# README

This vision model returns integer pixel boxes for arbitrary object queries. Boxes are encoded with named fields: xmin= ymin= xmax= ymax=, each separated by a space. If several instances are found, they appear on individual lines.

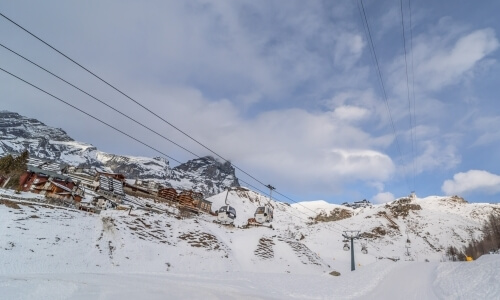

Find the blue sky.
xmin=1 ymin=0 xmax=499 ymax=204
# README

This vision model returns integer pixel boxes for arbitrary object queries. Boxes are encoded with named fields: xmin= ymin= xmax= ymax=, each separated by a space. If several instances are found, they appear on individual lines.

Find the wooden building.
xmin=157 ymin=187 xmax=178 ymax=203
xmin=18 ymin=166 xmax=84 ymax=201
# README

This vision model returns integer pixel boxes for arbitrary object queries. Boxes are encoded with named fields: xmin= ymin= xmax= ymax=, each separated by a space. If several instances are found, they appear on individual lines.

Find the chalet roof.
xmin=28 ymin=157 xmax=67 ymax=173
xmin=27 ymin=165 xmax=72 ymax=182
xmin=50 ymin=181 xmax=73 ymax=193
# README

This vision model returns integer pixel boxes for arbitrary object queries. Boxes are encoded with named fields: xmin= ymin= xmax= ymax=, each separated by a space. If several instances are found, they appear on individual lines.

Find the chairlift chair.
xmin=217 ymin=205 xmax=237 ymax=225
xmin=216 ymin=187 xmax=237 ymax=225
xmin=343 ymin=243 xmax=350 ymax=251
xmin=254 ymin=206 xmax=273 ymax=224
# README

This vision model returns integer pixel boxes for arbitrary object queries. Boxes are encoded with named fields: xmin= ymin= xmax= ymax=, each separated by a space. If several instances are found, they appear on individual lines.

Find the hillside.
xmin=1 ymin=189 xmax=500 ymax=299
xmin=2 ymin=188 xmax=499 ymax=274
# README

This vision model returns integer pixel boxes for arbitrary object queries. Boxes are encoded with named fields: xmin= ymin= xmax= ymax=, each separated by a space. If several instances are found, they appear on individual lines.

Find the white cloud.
xmin=413 ymin=141 xmax=461 ymax=174
xmin=410 ymin=27 xmax=499 ymax=93
xmin=472 ymin=116 xmax=500 ymax=147
xmin=442 ymin=170 xmax=500 ymax=195
xmin=372 ymin=192 xmax=395 ymax=204
xmin=332 ymin=105 xmax=370 ymax=123
xmin=130 ymin=85 xmax=396 ymax=194
xmin=333 ymin=33 xmax=365 ymax=69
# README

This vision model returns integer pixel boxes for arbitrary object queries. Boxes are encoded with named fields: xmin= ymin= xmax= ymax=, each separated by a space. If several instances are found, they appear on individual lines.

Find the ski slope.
xmin=1 ymin=190 xmax=500 ymax=299
xmin=1 ymin=256 xmax=499 ymax=299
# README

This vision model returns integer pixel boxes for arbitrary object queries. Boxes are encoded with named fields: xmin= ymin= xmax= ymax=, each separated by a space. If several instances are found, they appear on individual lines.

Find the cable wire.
xmin=408 ymin=0 xmax=418 ymax=191
xmin=0 ymin=66 xmax=182 ymax=165
xmin=357 ymin=0 xmax=411 ymax=191
xmin=0 ymin=12 xmax=270 ymax=191
xmin=0 ymin=11 xmax=326 ymax=212
xmin=399 ymin=0 xmax=416 ymax=192
xmin=0 ymin=42 xmax=204 ymax=160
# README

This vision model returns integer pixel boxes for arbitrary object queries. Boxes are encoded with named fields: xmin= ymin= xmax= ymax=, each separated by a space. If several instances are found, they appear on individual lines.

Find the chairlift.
xmin=217 ymin=205 xmax=237 ymax=225
xmin=254 ymin=206 xmax=273 ymax=224
xmin=343 ymin=243 xmax=350 ymax=251
xmin=361 ymin=246 xmax=368 ymax=254
xmin=216 ymin=187 xmax=237 ymax=225
xmin=253 ymin=184 xmax=275 ymax=224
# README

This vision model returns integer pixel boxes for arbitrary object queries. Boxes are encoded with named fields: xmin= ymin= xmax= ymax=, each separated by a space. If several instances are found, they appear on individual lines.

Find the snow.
xmin=2 ymin=257 xmax=499 ymax=299
xmin=1 ymin=191 xmax=500 ymax=299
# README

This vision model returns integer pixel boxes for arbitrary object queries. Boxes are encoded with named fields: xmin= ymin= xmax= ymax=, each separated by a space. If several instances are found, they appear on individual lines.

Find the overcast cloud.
xmin=1 ymin=0 xmax=500 ymax=203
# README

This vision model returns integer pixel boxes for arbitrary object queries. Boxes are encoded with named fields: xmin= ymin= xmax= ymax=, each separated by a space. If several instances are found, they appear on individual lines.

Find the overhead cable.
xmin=357 ymin=1 xmax=411 ymax=191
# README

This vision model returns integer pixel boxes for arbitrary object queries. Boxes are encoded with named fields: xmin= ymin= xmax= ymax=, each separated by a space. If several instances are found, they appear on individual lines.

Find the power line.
xmin=408 ymin=0 xmax=418 ymax=191
xmin=0 ymin=12 xmax=322 ymax=212
xmin=0 ymin=64 xmax=334 ymax=227
xmin=399 ymin=0 xmax=416 ymax=192
xmin=357 ymin=0 xmax=411 ymax=191
xmin=0 ymin=62 xmax=320 ymax=225
xmin=0 ymin=66 xmax=182 ymax=165
xmin=0 ymin=42 xmax=203 ymax=160
xmin=0 ymin=12 xmax=269 ymax=191
xmin=0 ymin=11 xmax=383 ymax=229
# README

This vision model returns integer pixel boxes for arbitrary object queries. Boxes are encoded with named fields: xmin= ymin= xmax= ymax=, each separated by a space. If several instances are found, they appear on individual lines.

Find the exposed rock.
xmin=0 ymin=111 xmax=240 ymax=198
xmin=314 ymin=208 xmax=353 ymax=222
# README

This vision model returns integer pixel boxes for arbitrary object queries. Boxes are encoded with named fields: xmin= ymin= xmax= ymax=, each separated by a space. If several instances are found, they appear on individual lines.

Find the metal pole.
xmin=351 ymin=237 xmax=355 ymax=271
xmin=224 ymin=187 xmax=230 ymax=205
xmin=343 ymin=230 xmax=360 ymax=272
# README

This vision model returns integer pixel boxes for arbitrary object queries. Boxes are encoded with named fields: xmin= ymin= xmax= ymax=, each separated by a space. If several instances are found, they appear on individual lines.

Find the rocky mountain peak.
xmin=0 ymin=111 xmax=240 ymax=198
xmin=170 ymin=156 xmax=240 ymax=197
xmin=0 ymin=111 xmax=73 ymax=142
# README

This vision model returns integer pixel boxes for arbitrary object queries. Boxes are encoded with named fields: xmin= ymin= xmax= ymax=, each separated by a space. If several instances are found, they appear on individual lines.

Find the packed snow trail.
xmin=364 ymin=262 xmax=438 ymax=299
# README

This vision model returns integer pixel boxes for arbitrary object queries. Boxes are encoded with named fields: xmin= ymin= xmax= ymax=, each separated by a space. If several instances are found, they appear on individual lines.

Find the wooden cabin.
xmin=197 ymin=199 xmax=212 ymax=214
xmin=45 ymin=180 xmax=83 ymax=202
xmin=157 ymin=187 xmax=178 ymax=203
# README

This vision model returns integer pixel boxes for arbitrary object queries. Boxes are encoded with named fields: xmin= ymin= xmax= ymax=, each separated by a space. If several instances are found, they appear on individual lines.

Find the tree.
xmin=0 ymin=150 xmax=30 ymax=189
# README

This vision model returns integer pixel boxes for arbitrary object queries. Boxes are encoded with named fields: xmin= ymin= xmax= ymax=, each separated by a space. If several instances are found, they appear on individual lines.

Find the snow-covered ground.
xmin=1 ymin=255 xmax=499 ymax=299
xmin=1 ymin=190 xmax=500 ymax=299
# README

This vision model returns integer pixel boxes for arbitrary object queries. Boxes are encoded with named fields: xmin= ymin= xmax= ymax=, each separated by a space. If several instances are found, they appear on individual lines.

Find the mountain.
xmin=0 ymin=111 xmax=239 ymax=196
xmin=1 ymin=187 xmax=499 ymax=276
xmin=2 ymin=110 xmax=500 ymax=262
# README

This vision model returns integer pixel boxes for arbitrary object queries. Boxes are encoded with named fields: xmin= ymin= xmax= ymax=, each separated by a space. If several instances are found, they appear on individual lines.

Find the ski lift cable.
xmin=0 ymin=42 xmax=204 ymax=161
xmin=240 ymin=179 xmax=347 ymax=234
xmin=0 ymin=66 xmax=351 ymax=235
xmin=0 ymin=12 xmax=339 ymax=211
xmin=399 ymin=0 xmax=417 ymax=192
xmin=0 ymin=59 xmax=322 ymax=228
xmin=0 ymin=12 xmax=284 ymax=202
xmin=408 ymin=0 xmax=418 ymax=192
xmin=357 ymin=0 xmax=411 ymax=191
xmin=238 ymin=178 xmax=314 ymax=224
xmin=0 ymin=11 xmax=392 ymax=231
xmin=0 ymin=66 xmax=183 ymax=166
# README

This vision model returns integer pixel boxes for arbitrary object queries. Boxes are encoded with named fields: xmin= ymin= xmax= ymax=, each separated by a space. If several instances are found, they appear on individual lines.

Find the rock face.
xmin=0 ymin=111 xmax=239 ymax=197
xmin=169 ymin=156 xmax=240 ymax=196
xmin=314 ymin=208 xmax=353 ymax=222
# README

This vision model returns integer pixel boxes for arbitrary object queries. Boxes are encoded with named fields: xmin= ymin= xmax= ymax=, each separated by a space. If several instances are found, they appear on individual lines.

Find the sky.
xmin=1 ymin=0 xmax=500 ymax=204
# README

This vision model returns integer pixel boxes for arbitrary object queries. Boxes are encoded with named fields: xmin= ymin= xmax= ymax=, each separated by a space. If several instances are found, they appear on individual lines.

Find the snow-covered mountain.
xmin=1 ymin=185 xmax=500 ymax=298
xmin=0 ymin=111 xmax=239 ymax=197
